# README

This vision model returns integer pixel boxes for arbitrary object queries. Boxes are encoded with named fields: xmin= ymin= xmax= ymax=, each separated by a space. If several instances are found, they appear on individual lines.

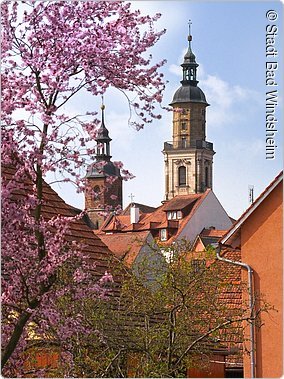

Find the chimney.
xmin=130 ymin=204 xmax=139 ymax=224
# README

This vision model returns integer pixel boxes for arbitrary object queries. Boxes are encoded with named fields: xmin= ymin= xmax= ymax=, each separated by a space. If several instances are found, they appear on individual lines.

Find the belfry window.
xmin=205 ymin=166 xmax=209 ymax=188
xmin=181 ymin=122 xmax=187 ymax=130
xmin=93 ymin=185 xmax=101 ymax=200
xmin=178 ymin=166 xmax=186 ymax=186
xmin=184 ymin=68 xmax=190 ymax=81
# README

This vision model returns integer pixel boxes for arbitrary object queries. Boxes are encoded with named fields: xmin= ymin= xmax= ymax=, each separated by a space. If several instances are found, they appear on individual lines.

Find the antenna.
xmin=248 ymin=185 xmax=254 ymax=204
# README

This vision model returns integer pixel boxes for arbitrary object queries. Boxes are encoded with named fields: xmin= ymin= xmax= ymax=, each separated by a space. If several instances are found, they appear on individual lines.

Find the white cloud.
xmin=201 ymin=75 xmax=261 ymax=128
xmin=167 ymin=47 xmax=261 ymax=129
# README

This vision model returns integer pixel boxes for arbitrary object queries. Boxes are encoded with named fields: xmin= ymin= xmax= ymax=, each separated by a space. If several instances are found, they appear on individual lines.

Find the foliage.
xmin=73 ymin=241 xmax=268 ymax=378
xmin=1 ymin=1 xmax=166 ymax=376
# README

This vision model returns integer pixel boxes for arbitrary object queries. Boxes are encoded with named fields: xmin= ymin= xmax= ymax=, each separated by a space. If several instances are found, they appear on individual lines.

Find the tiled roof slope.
xmin=122 ymin=202 xmax=157 ymax=215
xmin=162 ymin=195 xmax=200 ymax=211
xmin=2 ymin=165 xmax=126 ymax=294
xmin=101 ymin=191 xmax=210 ymax=245
xmin=217 ymin=249 xmax=243 ymax=367
xmin=198 ymin=228 xmax=227 ymax=248
xmin=96 ymin=231 xmax=150 ymax=267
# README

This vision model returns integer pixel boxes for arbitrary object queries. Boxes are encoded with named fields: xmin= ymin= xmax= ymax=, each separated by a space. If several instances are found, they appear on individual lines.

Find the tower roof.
xmin=85 ymin=161 xmax=121 ymax=179
xmin=85 ymin=102 xmax=121 ymax=179
xmin=170 ymin=22 xmax=209 ymax=106
xmin=170 ymin=85 xmax=208 ymax=105
xmin=96 ymin=104 xmax=112 ymax=142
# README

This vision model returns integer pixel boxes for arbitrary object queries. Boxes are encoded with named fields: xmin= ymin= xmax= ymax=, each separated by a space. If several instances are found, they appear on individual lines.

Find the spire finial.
xmin=101 ymin=95 xmax=105 ymax=125
xmin=188 ymin=20 xmax=192 ymax=45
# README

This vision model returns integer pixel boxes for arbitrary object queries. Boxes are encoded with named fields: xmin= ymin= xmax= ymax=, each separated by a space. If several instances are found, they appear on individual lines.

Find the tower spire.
xmin=85 ymin=99 xmax=123 ymax=228
xmin=181 ymin=21 xmax=199 ymax=86
xmin=95 ymin=100 xmax=112 ymax=161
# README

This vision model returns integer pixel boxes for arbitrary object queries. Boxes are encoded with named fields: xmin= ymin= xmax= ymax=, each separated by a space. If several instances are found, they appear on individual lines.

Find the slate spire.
xmin=95 ymin=99 xmax=112 ymax=161
xmin=181 ymin=20 xmax=199 ymax=87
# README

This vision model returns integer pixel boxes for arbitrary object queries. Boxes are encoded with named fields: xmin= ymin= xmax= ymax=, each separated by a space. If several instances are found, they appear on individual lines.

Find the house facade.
xmin=220 ymin=171 xmax=283 ymax=378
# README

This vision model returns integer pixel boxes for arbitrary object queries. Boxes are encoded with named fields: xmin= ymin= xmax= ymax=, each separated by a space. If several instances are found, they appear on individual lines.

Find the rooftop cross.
xmin=129 ymin=193 xmax=135 ymax=203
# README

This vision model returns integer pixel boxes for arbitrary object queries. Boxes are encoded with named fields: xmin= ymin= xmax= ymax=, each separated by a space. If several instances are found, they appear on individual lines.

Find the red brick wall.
xmin=85 ymin=176 xmax=122 ymax=228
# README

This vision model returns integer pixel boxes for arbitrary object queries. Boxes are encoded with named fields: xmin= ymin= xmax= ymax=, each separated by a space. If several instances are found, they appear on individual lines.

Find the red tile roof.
xmin=216 ymin=249 xmax=243 ymax=366
xmin=96 ymin=231 xmax=150 ymax=267
xmin=122 ymin=202 xmax=156 ymax=215
xmin=192 ymin=228 xmax=228 ymax=251
xmin=162 ymin=194 xmax=200 ymax=211
xmin=101 ymin=191 xmax=210 ymax=246
xmin=200 ymin=228 xmax=227 ymax=238
xmin=2 ymin=165 xmax=125 ymax=292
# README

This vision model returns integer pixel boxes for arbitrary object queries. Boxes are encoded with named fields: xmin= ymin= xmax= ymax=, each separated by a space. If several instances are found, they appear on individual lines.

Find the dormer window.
xmin=177 ymin=211 xmax=182 ymax=219
xmin=167 ymin=211 xmax=177 ymax=220
xmin=167 ymin=211 xmax=182 ymax=220
xmin=160 ymin=228 xmax=167 ymax=241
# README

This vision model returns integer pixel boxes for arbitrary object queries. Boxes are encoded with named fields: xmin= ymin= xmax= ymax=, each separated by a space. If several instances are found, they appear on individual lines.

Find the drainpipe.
xmin=215 ymin=244 xmax=256 ymax=378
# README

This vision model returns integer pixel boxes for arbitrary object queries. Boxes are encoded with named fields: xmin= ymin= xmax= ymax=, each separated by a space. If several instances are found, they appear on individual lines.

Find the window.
xmin=205 ymin=166 xmax=209 ymax=188
xmin=160 ymin=228 xmax=167 ymax=241
xmin=178 ymin=166 xmax=186 ymax=186
xmin=181 ymin=122 xmax=187 ymax=130
xmin=181 ymin=137 xmax=187 ymax=148
xmin=93 ymin=185 xmax=101 ymax=200
xmin=167 ymin=211 xmax=178 ymax=220
xmin=177 ymin=211 xmax=182 ymax=219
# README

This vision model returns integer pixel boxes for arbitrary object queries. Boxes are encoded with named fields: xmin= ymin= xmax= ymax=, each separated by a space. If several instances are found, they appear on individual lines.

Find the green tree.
xmin=75 ymin=240 xmax=270 ymax=378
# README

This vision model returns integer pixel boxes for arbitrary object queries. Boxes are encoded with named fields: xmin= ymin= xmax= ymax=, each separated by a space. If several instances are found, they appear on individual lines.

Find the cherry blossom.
xmin=1 ymin=1 xmax=166 ymax=375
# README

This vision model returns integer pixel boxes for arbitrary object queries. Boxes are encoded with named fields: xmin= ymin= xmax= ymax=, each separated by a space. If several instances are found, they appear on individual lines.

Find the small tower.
xmin=85 ymin=103 xmax=122 ymax=229
xmin=163 ymin=22 xmax=215 ymax=200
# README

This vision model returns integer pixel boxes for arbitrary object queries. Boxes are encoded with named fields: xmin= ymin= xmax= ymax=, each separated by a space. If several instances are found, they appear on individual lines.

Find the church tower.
xmin=85 ymin=104 xmax=122 ymax=229
xmin=163 ymin=24 xmax=215 ymax=200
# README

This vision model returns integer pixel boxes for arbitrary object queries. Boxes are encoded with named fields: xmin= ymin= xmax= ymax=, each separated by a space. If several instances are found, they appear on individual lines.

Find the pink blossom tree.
xmin=1 ymin=1 xmax=166 ymax=375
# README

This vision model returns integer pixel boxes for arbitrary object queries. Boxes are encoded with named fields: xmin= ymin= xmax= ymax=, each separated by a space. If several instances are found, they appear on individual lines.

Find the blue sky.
xmin=54 ymin=1 xmax=283 ymax=219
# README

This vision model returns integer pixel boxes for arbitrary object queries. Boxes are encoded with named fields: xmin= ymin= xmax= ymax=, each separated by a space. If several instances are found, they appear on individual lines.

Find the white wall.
xmin=178 ymin=191 xmax=233 ymax=245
